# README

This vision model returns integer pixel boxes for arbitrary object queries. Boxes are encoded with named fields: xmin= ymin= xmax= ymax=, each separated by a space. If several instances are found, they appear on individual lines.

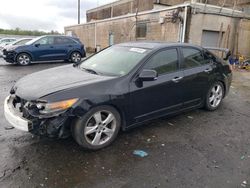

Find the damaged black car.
xmin=4 ymin=42 xmax=232 ymax=150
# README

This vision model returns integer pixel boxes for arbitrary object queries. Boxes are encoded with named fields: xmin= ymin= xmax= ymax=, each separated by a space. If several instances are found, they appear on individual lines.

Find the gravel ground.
xmin=0 ymin=58 xmax=250 ymax=188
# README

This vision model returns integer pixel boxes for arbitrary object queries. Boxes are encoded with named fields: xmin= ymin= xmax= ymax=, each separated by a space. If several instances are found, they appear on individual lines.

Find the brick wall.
xmin=66 ymin=5 xmax=250 ymax=55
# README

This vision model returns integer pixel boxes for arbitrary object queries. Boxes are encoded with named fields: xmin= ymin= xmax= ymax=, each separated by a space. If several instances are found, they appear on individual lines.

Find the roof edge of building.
xmin=87 ymin=0 xmax=133 ymax=14
xmin=65 ymin=2 xmax=249 ymax=29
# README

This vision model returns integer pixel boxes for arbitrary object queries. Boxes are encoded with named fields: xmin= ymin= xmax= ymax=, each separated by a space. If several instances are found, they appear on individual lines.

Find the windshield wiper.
xmin=80 ymin=67 xmax=99 ymax=75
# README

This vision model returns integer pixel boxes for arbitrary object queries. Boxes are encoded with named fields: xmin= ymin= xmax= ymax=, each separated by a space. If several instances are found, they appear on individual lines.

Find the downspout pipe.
xmin=181 ymin=5 xmax=188 ymax=43
xmin=94 ymin=22 xmax=97 ymax=52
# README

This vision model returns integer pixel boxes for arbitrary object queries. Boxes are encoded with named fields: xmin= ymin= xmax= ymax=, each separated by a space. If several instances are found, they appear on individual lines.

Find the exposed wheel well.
xmin=108 ymin=104 xmax=126 ymax=131
xmin=217 ymin=80 xmax=226 ymax=98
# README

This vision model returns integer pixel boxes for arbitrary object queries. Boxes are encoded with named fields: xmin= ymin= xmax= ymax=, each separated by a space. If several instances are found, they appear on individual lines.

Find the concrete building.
xmin=65 ymin=0 xmax=250 ymax=56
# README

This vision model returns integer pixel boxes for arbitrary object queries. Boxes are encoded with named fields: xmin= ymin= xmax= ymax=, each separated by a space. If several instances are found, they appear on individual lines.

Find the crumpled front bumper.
xmin=4 ymin=95 xmax=71 ymax=138
xmin=3 ymin=51 xmax=16 ymax=63
xmin=4 ymin=95 xmax=33 ymax=131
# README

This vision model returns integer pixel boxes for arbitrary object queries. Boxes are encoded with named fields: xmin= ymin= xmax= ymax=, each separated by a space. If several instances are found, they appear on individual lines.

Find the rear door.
xmin=180 ymin=47 xmax=215 ymax=109
xmin=129 ymin=48 xmax=184 ymax=124
xmin=53 ymin=37 xmax=76 ymax=60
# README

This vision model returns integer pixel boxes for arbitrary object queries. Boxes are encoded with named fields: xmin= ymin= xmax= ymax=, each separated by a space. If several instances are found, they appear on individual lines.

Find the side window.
xmin=144 ymin=49 xmax=179 ymax=75
xmin=182 ymin=48 xmax=204 ymax=69
xmin=54 ymin=37 xmax=63 ymax=45
xmin=54 ymin=37 xmax=76 ymax=45
xmin=64 ymin=38 xmax=76 ymax=44
xmin=35 ymin=37 xmax=54 ymax=45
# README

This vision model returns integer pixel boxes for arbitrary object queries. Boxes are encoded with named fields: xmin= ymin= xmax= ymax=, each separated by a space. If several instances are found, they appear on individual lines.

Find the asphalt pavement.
xmin=0 ymin=58 xmax=250 ymax=188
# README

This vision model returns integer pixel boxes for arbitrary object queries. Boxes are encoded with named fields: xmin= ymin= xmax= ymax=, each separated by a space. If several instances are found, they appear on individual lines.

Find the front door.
xmin=129 ymin=48 xmax=184 ymax=124
xmin=32 ymin=36 xmax=57 ymax=61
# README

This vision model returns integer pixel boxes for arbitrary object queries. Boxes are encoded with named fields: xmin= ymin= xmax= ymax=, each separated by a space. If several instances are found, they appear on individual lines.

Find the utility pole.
xmin=78 ymin=0 xmax=80 ymax=24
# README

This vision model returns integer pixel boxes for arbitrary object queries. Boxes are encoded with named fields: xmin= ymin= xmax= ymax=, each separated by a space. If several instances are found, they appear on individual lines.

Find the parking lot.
xmin=0 ymin=58 xmax=250 ymax=188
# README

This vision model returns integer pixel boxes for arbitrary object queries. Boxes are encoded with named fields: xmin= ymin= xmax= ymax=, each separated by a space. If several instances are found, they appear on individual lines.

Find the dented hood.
xmin=13 ymin=65 xmax=114 ymax=100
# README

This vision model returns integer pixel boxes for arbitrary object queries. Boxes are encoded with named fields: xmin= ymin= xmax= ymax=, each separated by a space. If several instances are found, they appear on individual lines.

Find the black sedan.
xmin=4 ymin=42 xmax=232 ymax=150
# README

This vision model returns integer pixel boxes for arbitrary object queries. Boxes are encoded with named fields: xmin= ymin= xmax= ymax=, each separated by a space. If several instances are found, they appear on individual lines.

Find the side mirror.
xmin=34 ymin=43 xmax=40 ymax=47
xmin=139 ymin=69 xmax=158 ymax=81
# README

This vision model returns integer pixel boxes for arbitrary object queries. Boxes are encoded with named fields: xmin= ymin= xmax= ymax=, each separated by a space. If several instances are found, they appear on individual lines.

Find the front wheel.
xmin=17 ymin=53 xmax=31 ymax=66
xmin=70 ymin=51 xmax=82 ymax=63
xmin=72 ymin=106 xmax=121 ymax=150
xmin=205 ymin=82 xmax=224 ymax=111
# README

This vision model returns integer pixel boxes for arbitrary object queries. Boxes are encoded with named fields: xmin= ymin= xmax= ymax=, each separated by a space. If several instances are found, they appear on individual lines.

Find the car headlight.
xmin=37 ymin=98 xmax=79 ymax=114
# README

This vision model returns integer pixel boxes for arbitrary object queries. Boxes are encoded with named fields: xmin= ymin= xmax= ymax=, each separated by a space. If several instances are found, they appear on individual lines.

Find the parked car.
xmin=0 ymin=38 xmax=16 ymax=45
xmin=3 ymin=35 xmax=85 ymax=65
xmin=0 ymin=38 xmax=16 ymax=56
xmin=4 ymin=42 xmax=232 ymax=150
xmin=0 ymin=38 xmax=32 ymax=57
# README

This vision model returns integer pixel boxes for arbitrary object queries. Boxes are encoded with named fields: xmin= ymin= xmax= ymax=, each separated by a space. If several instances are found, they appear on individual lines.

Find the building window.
xmin=136 ymin=22 xmax=147 ymax=38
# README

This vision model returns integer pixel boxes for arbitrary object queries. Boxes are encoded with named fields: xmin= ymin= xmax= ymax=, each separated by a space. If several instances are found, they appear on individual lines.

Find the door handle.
xmin=50 ymin=46 xmax=54 ymax=48
xmin=172 ymin=76 xmax=183 ymax=83
xmin=204 ymin=68 xmax=212 ymax=73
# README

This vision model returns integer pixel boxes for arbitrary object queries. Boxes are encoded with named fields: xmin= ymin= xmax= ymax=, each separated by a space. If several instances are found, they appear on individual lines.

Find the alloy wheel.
xmin=209 ymin=84 xmax=223 ymax=108
xmin=71 ymin=52 xmax=81 ymax=63
xmin=18 ymin=54 xmax=30 ymax=65
xmin=84 ymin=110 xmax=116 ymax=146
xmin=18 ymin=54 xmax=31 ymax=65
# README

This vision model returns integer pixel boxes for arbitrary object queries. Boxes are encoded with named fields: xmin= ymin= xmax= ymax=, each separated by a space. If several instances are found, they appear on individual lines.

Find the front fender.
xmin=15 ymin=50 xmax=34 ymax=61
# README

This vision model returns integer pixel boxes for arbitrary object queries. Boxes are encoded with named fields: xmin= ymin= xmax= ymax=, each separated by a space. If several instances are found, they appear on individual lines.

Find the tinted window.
xmin=35 ymin=37 xmax=54 ymax=45
xmin=182 ymin=48 xmax=204 ymax=69
xmin=54 ymin=37 xmax=76 ymax=45
xmin=144 ymin=49 xmax=178 ymax=75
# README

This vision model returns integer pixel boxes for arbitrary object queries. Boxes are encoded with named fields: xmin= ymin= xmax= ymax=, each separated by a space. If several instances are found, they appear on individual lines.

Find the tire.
xmin=205 ymin=82 xmax=224 ymax=111
xmin=70 ymin=51 xmax=82 ymax=63
xmin=16 ymin=53 xmax=31 ymax=66
xmin=72 ymin=105 xmax=121 ymax=150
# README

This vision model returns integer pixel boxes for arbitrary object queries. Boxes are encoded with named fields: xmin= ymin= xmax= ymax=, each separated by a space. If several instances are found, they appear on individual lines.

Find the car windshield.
xmin=80 ymin=46 xmax=150 ymax=76
xmin=13 ymin=39 xmax=32 ymax=45
xmin=25 ymin=36 xmax=43 ymax=45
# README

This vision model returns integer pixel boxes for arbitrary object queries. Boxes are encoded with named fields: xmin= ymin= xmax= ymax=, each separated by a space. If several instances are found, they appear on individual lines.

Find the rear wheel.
xmin=70 ymin=51 xmax=81 ymax=63
xmin=205 ymin=82 xmax=224 ymax=111
xmin=17 ymin=53 xmax=31 ymax=66
xmin=72 ymin=106 xmax=121 ymax=150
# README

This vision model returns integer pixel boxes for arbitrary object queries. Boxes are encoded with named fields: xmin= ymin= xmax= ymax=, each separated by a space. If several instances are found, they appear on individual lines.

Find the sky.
xmin=0 ymin=0 xmax=117 ymax=33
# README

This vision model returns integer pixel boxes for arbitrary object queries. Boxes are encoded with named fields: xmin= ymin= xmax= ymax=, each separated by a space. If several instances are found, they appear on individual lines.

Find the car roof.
xmin=117 ymin=41 xmax=203 ymax=50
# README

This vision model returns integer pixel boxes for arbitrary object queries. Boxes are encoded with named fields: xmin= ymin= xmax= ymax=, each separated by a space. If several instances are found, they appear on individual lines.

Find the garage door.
xmin=201 ymin=30 xmax=220 ymax=47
